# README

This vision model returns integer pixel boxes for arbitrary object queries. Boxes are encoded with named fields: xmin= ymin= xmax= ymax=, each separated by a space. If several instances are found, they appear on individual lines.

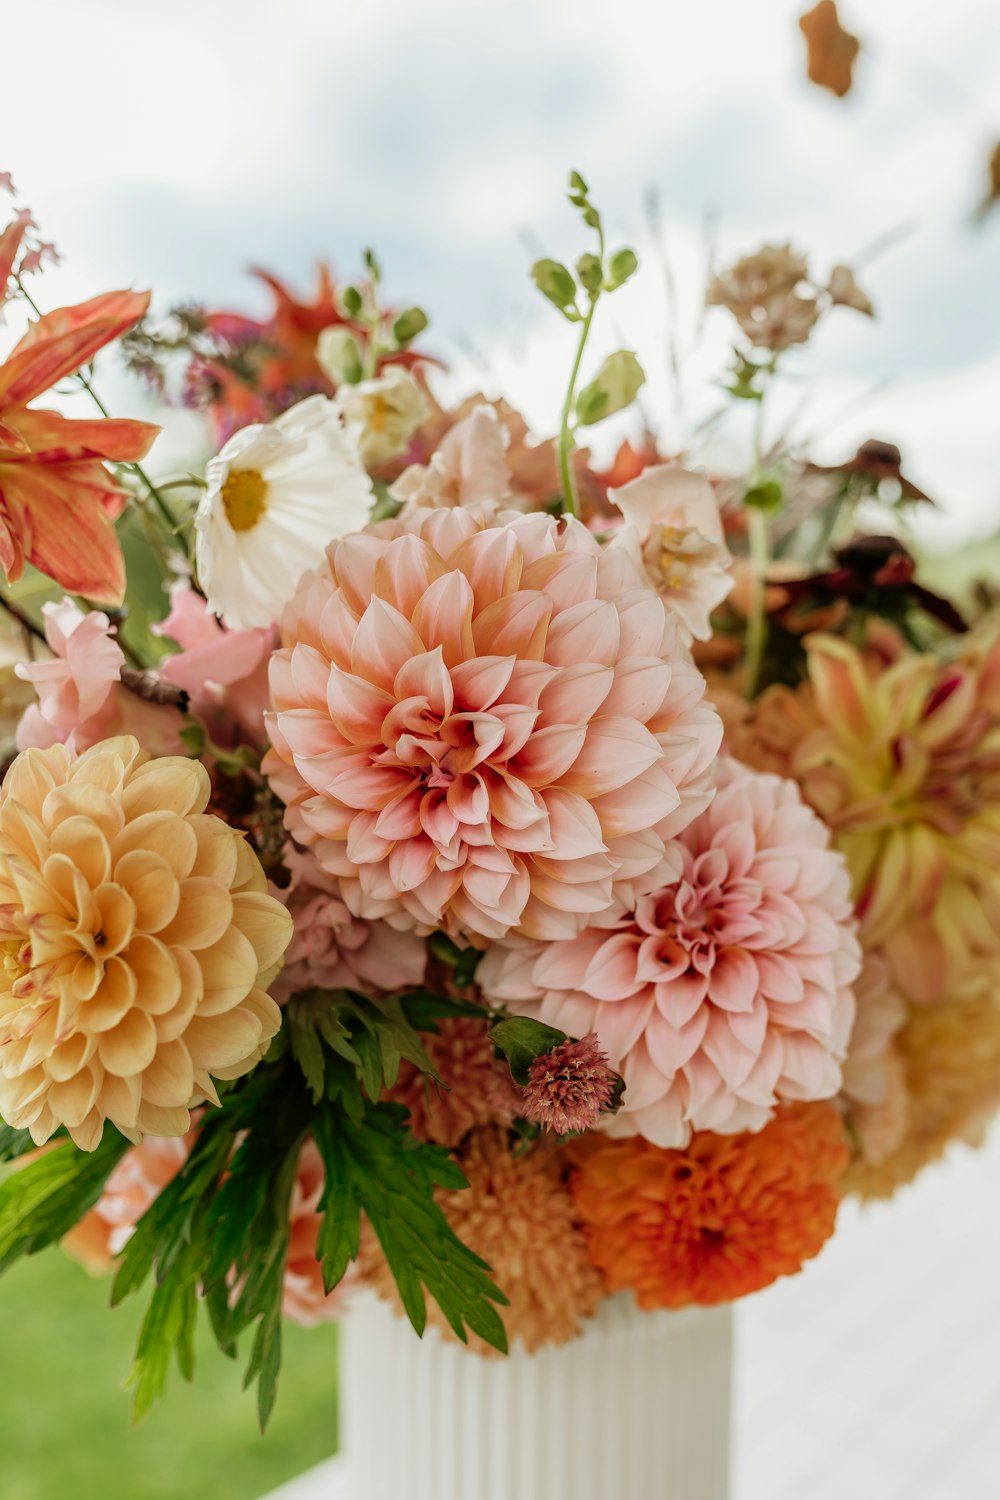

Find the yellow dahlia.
xmin=740 ymin=629 xmax=1000 ymax=1003
xmin=0 ymin=737 xmax=291 ymax=1149
xmin=843 ymin=977 xmax=1000 ymax=1200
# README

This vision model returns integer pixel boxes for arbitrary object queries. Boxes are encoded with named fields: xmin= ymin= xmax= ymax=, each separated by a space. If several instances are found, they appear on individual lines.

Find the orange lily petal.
xmin=9 ymin=407 xmax=159 ymax=464
xmin=0 ymin=220 xmax=28 ymax=293
xmin=0 ymin=289 xmax=151 ymax=406
xmin=0 ymin=463 xmax=126 ymax=604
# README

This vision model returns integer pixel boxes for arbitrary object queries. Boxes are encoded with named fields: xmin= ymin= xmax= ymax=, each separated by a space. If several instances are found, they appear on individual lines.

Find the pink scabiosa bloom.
xmin=522 ymin=1033 xmax=617 ymax=1134
xmin=265 ymin=504 xmax=721 ymax=944
xmin=271 ymin=843 xmax=427 ymax=1002
xmin=390 ymin=404 xmax=513 ymax=512
xmin=480 ymin=757 xmax=860 ymax=1148
xmin=607 ymin=464 xmax=733 ymax=644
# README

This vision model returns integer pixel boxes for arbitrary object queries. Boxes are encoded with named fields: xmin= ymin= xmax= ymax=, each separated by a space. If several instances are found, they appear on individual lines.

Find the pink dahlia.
xmin=480 ymin=757 xmax=860 ymax=1147
xmin=271 ymin=843 xmax=427 ymax=1001
xmin=265 ymin=505 xmax=721 ymax=943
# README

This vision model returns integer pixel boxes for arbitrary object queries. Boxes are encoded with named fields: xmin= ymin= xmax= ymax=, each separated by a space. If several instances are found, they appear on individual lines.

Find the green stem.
xmin=558 ymin=300 xmax=597 ymax=520
xmin=743 ymin=393 xmax=771 ymax=699
xmin=0 ymin=591 xmax=46 ymax=647
xmin=743 ymin=506 xmax=770 ymax=699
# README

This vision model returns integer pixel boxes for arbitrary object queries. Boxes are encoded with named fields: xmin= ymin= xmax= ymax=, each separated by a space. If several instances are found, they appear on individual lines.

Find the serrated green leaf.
xmin=575 ymin=349 xmax=645 ymax=427
xmin=314 ymin=1099 xmax=508 ymax=1352
xmin=489 ymin=1016 xmax=566 ymax=1085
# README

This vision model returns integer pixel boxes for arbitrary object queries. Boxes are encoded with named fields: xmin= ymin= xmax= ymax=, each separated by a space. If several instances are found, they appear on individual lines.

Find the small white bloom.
xmin=608 ymin=464 xmax=733 ymax=643
xmin=335 ymin=365 xmax=428 ymax=467
xmin=195 ymin=396 xmax=373 ymax=630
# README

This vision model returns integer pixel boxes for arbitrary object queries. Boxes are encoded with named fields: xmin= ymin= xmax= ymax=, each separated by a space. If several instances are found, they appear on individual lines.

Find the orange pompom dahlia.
xmin=570 ymin=1102 xmax=847 ymax=1309
xmin=0 ymin=737 xmax=291 ymax=1149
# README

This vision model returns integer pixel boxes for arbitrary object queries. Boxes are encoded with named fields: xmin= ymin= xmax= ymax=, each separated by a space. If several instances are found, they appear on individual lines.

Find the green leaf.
xmin=398 ymin=989 xmax=492 ymax=1029
xmin=606 ymin=246 xmax=639 ymax=290
xmin=0 ymin=1122 xmax=40 ymax=1162
xmin=568 ymin=169 xmax=589 ymax=195
xmin=576 ymin=252 xmax=603 ymax=296
xmin=530 ymin=258 xmax=577 ymax=313
xmin=362 ymin=247 xmax=382 ymax=285
xmin=370 ymin=481 xmax=404 ymax=523
xmin=316 ymin=326 xmax=364 ymax=384
xmin=0 ymin=1129 xmax=130 ymax=1274
xmin=340 ymin=285 xmax=364 ymax=318
xmin=744 ymin=479 xmax=784 ymax=514
xmin=489 ymin=1016 xmax=566 ymax=1086
xmin=426 ymin=933 xmax=483 ymax=988
xmin=391 ymin=307 xmax=429 ymax=346
xmin=314 ymin=1099 xmax=508 ymax=1352
xmin=575 ymin=350 xmax=645 ymax=426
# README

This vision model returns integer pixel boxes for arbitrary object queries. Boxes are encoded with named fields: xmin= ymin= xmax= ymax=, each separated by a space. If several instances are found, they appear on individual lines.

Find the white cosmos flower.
xmin=194 ymin=396 xmax=374 ymax=629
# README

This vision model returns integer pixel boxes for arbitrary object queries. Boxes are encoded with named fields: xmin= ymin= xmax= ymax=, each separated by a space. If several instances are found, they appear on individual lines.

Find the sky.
xmin=3 ymin=0 xmax=999 ymax=543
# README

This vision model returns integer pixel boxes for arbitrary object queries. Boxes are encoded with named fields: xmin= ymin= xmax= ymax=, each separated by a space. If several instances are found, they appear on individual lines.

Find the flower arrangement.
xmin=0 ymin=166 xmax=996 ymax=1429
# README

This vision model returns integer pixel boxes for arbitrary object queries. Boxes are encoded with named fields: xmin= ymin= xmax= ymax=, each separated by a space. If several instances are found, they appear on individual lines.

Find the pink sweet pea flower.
xmin=15 ymin=598 xmax=123 ymax=749
xmin=157 ymin=582 xmax=275 ymax=746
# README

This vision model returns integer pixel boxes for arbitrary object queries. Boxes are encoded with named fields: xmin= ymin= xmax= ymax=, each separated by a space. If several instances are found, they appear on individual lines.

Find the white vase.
xmin=341 ymin=1291 xmax=733 ymax=1500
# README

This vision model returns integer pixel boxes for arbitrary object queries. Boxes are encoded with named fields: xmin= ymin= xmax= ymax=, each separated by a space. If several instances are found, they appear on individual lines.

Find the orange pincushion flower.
xmin=570 ymin=1102 xmax=847 ymax=1309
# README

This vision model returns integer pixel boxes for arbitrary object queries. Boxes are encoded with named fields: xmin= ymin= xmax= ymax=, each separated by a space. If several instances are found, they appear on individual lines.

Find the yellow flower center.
xmin=366 ymin=394 xmax=390 ymax=434
xmin=221 ymin=468 xmax=269 ymax=532
xmin=2 ymin=937 xmax=30 ymax=984
xmin=658 ymin=529 xmax=693 ymax=592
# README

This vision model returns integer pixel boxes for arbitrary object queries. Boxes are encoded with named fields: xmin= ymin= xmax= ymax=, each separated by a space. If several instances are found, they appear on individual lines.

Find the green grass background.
xmin=0 ymin=1250 xmax=338 ymax=1500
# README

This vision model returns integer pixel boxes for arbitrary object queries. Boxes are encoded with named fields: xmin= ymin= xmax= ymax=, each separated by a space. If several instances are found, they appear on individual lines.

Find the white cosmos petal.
xmin=195 ymin=397 xmax=374 ymax=630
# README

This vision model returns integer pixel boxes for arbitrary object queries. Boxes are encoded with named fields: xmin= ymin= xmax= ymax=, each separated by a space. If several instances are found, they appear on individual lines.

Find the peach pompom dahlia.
xmin=361 ymin=1125 xmax=603 ymax=1353
xmin=570 ymin=1102 xmax=847 ymax=1308
xmin=265 ymin=505 xmax=721 ymax=944
xmin=0 ymin=737 xmax=291 ymax=1149
xmin=480 ymin=757 xmax=860 ymax=1147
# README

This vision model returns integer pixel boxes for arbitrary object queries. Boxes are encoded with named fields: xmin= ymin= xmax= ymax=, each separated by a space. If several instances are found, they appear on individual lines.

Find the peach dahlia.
xmin=0 ymin=737 xmax=291 ymax=1149
xmin=265 ymin=504 xmax=721 ymax=944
